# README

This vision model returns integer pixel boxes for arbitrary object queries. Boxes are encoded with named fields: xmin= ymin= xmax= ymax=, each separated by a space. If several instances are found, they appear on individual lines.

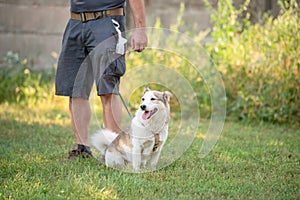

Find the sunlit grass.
xmin=0 ymin=100 xmax=299 ymax=199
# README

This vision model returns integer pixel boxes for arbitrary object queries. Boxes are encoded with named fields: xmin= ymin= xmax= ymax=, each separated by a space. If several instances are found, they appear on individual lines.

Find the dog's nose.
xmin=140 ymin=104 xmax=146 ymax=110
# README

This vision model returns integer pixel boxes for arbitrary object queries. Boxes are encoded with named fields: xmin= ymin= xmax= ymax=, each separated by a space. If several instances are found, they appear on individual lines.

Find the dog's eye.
xmin=151 ymin=98 xmax=156 ymax=101
xmin=142 ymin=98 xmax=145 ymax=101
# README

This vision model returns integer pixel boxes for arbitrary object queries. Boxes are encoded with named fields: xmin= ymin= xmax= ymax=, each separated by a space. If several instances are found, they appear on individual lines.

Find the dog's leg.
xmin=149 ymin=147 xmax=163 ymax=169
xmin=141 ymin=160 xmax=147 ymax=168
xmin=132 ymin=143 xmax=142 ymax=171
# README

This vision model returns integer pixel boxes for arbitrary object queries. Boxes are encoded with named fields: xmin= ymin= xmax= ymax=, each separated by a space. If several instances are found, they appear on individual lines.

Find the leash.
xmin=101 ymin=92 xmax=133 ymax=129
xmin=119 ymin=92 xmax=133 ymax=119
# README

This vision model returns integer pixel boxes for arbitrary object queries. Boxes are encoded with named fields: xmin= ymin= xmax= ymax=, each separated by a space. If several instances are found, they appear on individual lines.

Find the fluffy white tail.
xmin=91 ymin=129 xmax=118 ymax=154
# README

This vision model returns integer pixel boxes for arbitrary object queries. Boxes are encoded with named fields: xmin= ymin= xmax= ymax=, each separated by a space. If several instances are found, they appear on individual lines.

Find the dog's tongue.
xmin=142 ymin=111 xmax=151 ymax=120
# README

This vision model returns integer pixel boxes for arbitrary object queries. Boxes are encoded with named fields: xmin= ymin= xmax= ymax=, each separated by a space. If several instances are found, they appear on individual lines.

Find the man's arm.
xmin=128 ymin=0 xmax=148 ymax=52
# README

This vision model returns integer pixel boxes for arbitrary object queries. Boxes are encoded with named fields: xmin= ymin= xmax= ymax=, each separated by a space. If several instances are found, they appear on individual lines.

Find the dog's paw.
xmin=132 ymin=166 xmax=140 ymax=172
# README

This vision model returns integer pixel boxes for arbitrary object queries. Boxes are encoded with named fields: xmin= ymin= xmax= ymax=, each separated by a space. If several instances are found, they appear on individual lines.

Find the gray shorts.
xmin=55 ymin=16 xmax=126 ymax=99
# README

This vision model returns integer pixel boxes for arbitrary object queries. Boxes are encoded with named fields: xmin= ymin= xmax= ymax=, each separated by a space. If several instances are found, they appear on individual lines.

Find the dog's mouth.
xmin=142 ymin=108 xmax=158 ymax=120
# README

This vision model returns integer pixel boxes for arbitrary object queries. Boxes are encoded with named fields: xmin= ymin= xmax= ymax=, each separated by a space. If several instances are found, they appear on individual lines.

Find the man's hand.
xmin=129 ymin=0 xmax=147 ymax=52
xmin=131 ymin=28 xmax=148 ymax=52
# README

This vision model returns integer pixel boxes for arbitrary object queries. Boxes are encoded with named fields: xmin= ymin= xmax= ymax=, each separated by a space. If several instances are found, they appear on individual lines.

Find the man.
xmin=55 ymin=0 xmax=147 ymax=159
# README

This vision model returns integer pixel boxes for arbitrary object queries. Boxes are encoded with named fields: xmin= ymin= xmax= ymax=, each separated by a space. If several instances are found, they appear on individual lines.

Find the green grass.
xmin=0 ymin=100 xmax=299 ymax=199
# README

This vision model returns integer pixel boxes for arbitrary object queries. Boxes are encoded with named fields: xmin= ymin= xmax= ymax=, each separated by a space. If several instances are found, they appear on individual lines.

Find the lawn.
xmin=0 ymin=100 xmax=299 ymax=199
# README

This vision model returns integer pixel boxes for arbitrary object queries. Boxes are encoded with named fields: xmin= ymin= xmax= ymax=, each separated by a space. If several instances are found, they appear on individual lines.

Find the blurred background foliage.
xmin=205 ymin=0 xmax=299 ymax=123
xmin=0 ymin=51 xmax=55 ymax=105
xmin=0 ymin=0 xmax=299 ymax=123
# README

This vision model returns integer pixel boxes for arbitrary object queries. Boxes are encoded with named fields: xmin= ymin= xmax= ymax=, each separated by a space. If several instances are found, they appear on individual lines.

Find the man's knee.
xmin=70 ymin=97 xmax=89 ymax=106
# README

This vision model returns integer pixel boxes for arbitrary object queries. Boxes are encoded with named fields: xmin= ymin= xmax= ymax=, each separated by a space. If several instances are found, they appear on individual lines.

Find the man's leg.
xmin=69 ymin=97 xmax=91 ymax=146
xmin=100 ymin=94 xmax=122 ymax=133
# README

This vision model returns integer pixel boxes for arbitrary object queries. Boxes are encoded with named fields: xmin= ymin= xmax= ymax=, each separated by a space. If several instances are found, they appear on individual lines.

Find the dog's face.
xmin=137 ymin=87 xmax=172 ymax=125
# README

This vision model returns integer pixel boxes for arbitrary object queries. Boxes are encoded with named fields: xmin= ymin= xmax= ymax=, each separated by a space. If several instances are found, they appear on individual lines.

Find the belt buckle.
xmin=102 ymin=10 xmax=108 ymax=17
xmin=80 ymin=13 xmax=86 ymax=22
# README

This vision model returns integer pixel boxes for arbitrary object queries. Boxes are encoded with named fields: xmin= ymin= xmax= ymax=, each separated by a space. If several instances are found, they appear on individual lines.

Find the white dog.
xmin=92 ymin=87 xmax=172 ymax=171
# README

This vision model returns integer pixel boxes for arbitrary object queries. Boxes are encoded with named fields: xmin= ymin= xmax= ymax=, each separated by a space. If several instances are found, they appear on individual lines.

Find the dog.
xmin=91 ymin=87 xmax=172 ymax=171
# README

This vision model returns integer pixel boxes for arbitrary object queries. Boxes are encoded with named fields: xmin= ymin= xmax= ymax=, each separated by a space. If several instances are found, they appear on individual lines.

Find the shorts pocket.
xmin=105 ymin=48 xmax=126 ymax=77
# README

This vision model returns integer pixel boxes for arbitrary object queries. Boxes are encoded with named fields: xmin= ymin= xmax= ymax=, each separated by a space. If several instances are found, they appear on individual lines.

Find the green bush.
xmin=0 ymin=51 xmax=55 ymax=104
xmin=205 ymin=0 xmax=300 ymax=123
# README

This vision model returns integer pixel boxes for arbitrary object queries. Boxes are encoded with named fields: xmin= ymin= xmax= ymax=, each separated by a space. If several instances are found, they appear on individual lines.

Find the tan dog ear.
xmin=163 ymin=91 xmax=172 ymax=102
xmin=144 ymin=86 xmax=150 ymax=93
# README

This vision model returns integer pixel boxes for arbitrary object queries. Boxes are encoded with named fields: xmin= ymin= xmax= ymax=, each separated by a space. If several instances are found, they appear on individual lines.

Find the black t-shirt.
xmin=71 ymin=0 xmax=126 ymax=12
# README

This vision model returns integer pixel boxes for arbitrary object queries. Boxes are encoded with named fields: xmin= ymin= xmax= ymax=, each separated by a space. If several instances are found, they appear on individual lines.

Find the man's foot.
xmin=68 ymin=144 xmax=93 ymax=159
